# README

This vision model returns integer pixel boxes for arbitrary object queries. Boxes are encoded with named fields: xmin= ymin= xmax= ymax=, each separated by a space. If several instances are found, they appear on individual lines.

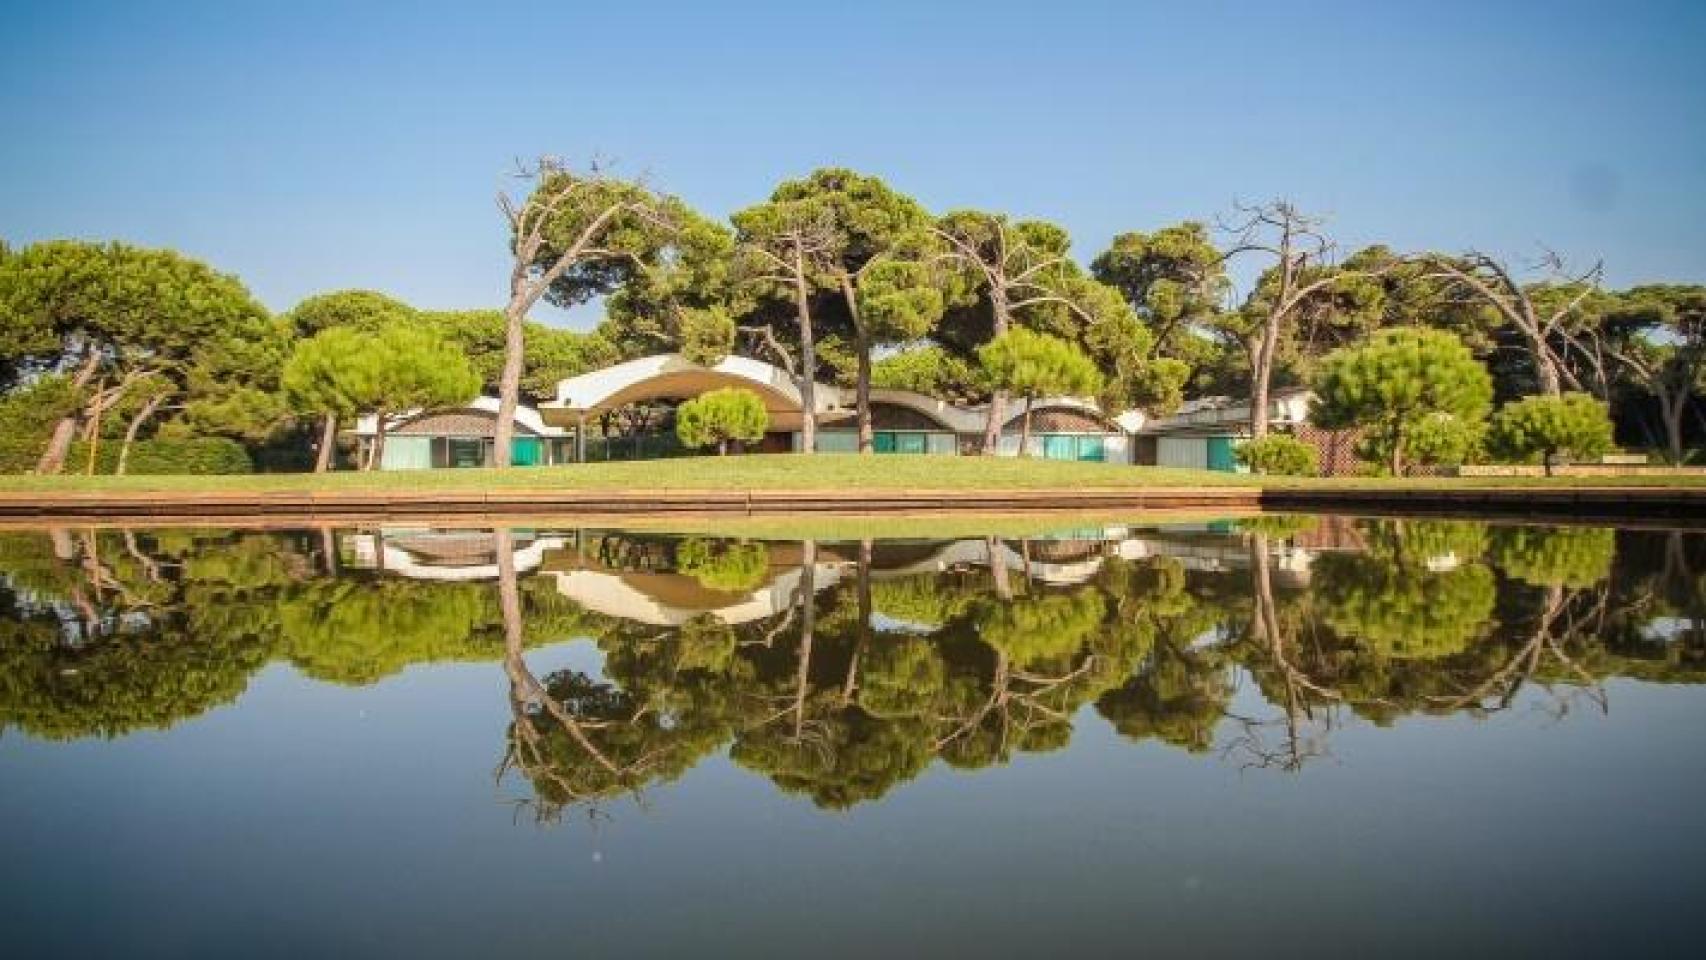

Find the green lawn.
xmin=0 ymin=453 xmax=1703 ymax=494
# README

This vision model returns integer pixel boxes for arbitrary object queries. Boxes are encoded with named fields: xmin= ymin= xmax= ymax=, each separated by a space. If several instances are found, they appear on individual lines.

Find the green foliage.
xmin=1235 ymin=434 xmax=1317 ymax=476
xmin=1489 ymin=526 xmax=1615 ymax=588
xmin=1488 ymin=393 xmax=1614 ymax=472
xmin=1311 ymin=327 xmax=1493 ymax=473
xmin=285 ymin=289 xmax=415 ymax=335
xmin=977 ymin=328 xmax=1102 ymax=402
xmin=284 ymin=323 xmax=479 ymax=423
xmin=675 ymin=538 xmax=769 ymax=592
xmin=282 ymin=327 xmax=372 ymax=418
xmin=1405 ymin=412 xmax=1483 ymax=468
xmin=0 ymin=377 xmax=81 ymax=472
xmin=858 ymin=636 xmax=947 ymax=718
xmin=675 ymin=387 xmax=769 ymax=452
xmin=64 ymin=437 xmax=253 ymax=475
xmin=871 ymin=345 xmax=986 ymax=404
xmin=422 ymin=309 xmax=616 ymax=401
xmin=1090 ymin=221 xmax=1230 ymax=392
xmin=1315 ymin=553 xmax=1498 ymax=659
xmin=973 ymin=588 xmax=1107 ymax=668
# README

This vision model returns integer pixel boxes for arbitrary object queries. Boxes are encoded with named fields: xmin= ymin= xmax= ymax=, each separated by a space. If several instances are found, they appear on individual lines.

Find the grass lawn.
xmin=0 ymin=453 xmax=1703 ymax=494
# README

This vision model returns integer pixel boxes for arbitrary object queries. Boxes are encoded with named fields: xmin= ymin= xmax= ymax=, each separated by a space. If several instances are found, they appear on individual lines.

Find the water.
xmin=1 ymin=516 xmax=1703 ymax=958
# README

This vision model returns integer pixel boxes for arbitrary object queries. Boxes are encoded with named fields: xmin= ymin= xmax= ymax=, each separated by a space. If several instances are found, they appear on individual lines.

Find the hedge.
xmin=0 ymin=436 xmax=253 ymax=475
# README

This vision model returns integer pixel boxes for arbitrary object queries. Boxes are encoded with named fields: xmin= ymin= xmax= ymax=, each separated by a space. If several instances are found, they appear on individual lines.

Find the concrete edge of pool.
xmin=0 ymin=485 xmax=1701 ymax=528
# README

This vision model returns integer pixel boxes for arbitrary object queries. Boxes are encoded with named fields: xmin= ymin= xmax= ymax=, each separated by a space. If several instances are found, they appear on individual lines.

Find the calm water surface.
xmin=2 ymin=516 xmax=1703 ymax=958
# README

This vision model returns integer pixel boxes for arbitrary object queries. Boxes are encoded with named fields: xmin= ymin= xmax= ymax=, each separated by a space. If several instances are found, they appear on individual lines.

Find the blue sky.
xmin=2 ymin=0 xmax=1702 ymax=328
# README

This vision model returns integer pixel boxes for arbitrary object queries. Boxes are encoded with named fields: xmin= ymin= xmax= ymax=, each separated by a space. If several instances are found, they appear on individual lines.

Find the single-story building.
xmin=537 ymin=353 xmax=1128 ymax=462
xmin=1130 ymin=388 xmax=1359 ymax=476
xmin=349 ymin=353 xmax=1338 ymax=472
xmin=350 ymin=396 xmax=576 ymax=470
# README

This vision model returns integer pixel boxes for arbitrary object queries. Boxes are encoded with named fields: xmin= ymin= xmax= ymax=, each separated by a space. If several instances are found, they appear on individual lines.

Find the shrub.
xmin=63 ymin=438 xmax=254 ymax=475
xmin=1404 ymin=412 xmax=1484 ymax=469
xmin=1235 ymin=434 xmax=1318 ymax=476
xmin=1488 ymin=393 xmax=1614 ymax=475
xmin=676 ymin=388 xmax=769 ymax=454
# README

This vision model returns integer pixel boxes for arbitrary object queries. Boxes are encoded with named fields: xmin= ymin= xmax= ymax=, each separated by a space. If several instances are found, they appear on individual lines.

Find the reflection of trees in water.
xmin=5 ymin=521 xmax=1706 ymax=813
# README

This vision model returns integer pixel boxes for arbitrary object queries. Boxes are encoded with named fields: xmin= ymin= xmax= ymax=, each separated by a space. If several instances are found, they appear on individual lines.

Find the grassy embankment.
xmin=1 ymin=453 xmax=1703 ymax=494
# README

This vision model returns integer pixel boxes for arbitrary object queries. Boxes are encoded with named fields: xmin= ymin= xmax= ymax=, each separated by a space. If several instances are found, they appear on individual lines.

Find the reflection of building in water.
xmin=345 ymin=530 xmax=567 ymax=580
xmin=539 ymin=541 xmax=847 ymax=627
xmin=340 ymin=524 xmax=1350 ymax=621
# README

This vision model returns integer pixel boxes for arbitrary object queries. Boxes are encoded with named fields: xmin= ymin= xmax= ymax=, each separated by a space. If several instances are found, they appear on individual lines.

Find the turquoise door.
xmin=512 ymin=437 xmax=542 ymax=466
xmin=1206 ymin=436 xmax=1237 ymax=472
xmin=1076 ymin=436 xmax=1106 ymax=462
xmin=873 ymin=432 xmax=897 ymax=453
xmin=1042 ymin=435 xmax=1075 ymax=460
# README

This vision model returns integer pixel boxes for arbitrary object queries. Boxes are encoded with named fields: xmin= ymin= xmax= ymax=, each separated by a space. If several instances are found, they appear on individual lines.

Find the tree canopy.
xmin=1311 ymin=327 xmax=1494 ymax=475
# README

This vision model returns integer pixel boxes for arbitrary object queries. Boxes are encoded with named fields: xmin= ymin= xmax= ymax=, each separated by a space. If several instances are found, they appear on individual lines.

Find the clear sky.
xmin=2 ymin=0 xmax=1702 ymax=328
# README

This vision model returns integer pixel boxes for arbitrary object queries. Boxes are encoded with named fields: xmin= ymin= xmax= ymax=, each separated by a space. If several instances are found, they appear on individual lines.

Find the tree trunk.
xmin=319 ymin=525 xmax=339 ymax=577
xmin=1659 ymin=388 xmax=1686 ymax=465
xmin=1250 ymin=322 xmax=1278 ymax=439
xmin=982 ymin=392 xmax=1008 ymax=456
xmin=84 ymin=383 xmax=107 ymax=476
xmin=116 ymin=393 xmax=166 ymax=476
xmin=367 ymin=411 xmax=388 ymax=471
xmin=717 ymin=440 xmax=727 ymax=456
xmin=844 ymin=539 xmax=872 ymax=702
xmin=315 ymin=413 xmax=338 ymax=473
xmin=794 ymin=248 xmax=817 ymax=455
xmin=1530 ymin=328 xmax=1563 ymax=396
xmin=1388 ymin=432 xmax=1404 ymax=478
xmin=36 ymin=350 xmax=102 ymax=475
xmin=988 ymin=537 xmax=1011 ymax=599
xmin=494 ymin=298 xmax=527 ymax=469
xmin=980 ymin=289 xmax=1011 ymax=455
xmin=1543 ymin=450 xmax=1555 ymax=477
xmin=1020 ymin=395 xmax=1035 ymax=458
xmin=794 ymin=539 xmax=817 ymax=738
xmin=841 ymin=275 xmax=874 ymax=455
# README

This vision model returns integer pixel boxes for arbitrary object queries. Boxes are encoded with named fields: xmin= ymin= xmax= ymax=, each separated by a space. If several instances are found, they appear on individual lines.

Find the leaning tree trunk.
xmin=493 ymin=298 xmax=527 ymax=469
xmin=315 ymin=413 xmax=338 ymax=473
xmin=115 ymin=393 xmax=166 ymax=476
xmin=1525 ymin=322 xmax=1564 ymax=396
xmin=36 ymin=350 xmax=102 ymax=475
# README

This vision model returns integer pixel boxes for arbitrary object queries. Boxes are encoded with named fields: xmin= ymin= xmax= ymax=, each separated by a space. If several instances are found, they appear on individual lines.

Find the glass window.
xmin=380 ymin=436 xmax=433 ymax=470
xmin=448 ymin=438 xmax=484 ymax=468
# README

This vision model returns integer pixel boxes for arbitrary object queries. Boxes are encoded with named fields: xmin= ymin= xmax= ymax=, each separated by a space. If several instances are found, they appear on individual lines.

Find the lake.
xmin=1 ymin=515 xmax=1703 ymax=958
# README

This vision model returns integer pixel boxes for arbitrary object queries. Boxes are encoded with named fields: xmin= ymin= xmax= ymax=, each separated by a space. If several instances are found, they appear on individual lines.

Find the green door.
xmin=511 ymin=437 xmax=543 ymax=466
xmin=873 ymin=432 xmax=897 ymax=453
xmin=1206 ymin=436 xmax=1237 ymax=472
xmin=1076 ymin=436 xmax=1106 ymax=462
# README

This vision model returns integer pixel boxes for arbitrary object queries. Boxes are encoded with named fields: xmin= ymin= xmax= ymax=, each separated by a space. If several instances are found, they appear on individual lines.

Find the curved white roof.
xmin=543 ymin=353 xmax=845 ymax=416
xmin=350 ymin=396 xmax=566 ymax=438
